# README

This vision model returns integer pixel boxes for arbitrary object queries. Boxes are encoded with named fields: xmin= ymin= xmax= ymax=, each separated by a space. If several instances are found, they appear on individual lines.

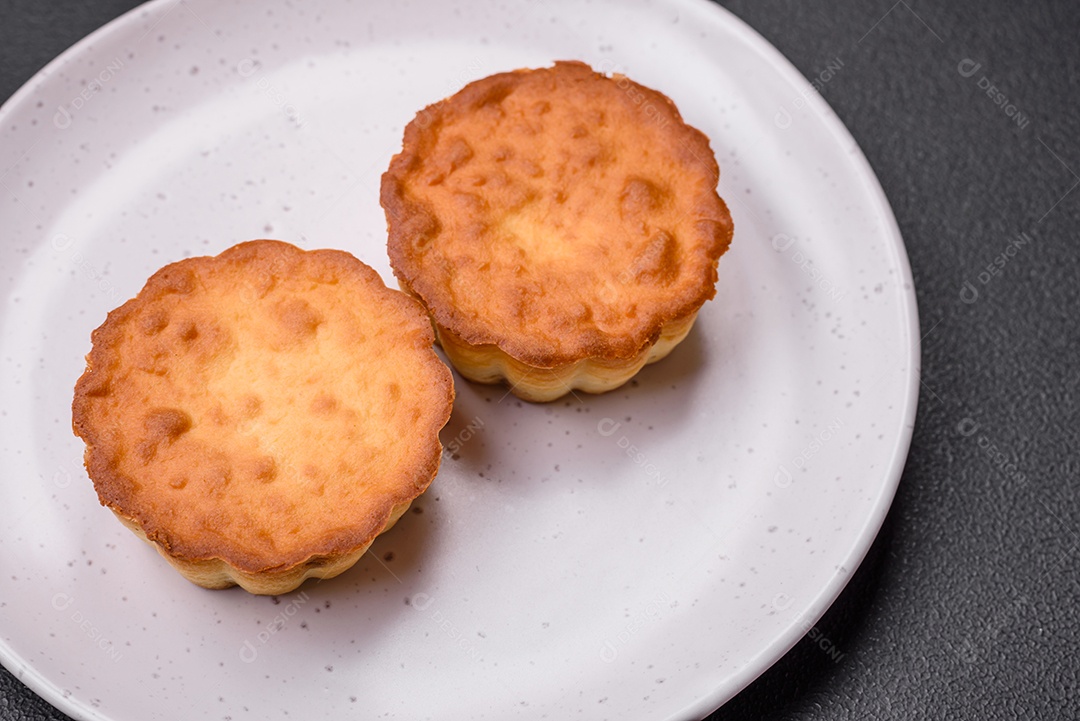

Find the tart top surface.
xmin=72 ymin=240 xmax=453 ymax=573
xmin=382 ymin=60 xmax=733 ymax=367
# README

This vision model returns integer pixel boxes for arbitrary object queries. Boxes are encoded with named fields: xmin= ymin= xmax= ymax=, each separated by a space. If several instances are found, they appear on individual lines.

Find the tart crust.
xmin=72 ymin=240 xmax=454 ymax=594
xmin=382 ymin=60 xmax=733 ymax=401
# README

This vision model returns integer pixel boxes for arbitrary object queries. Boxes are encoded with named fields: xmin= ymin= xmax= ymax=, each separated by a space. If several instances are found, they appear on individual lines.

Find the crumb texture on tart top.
xmin=382 ymin=60 xmax=733 ymax=368
xmin=72 ymin=240 xmax=454 ymax=576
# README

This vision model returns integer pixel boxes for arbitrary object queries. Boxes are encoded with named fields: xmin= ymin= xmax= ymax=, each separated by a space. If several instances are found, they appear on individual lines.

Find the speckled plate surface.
xmin=0 ymin=0 xmax=918 ymax=719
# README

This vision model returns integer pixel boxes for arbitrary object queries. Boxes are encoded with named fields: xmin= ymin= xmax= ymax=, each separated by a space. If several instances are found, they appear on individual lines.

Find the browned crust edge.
xmin=71 ymin=240 xmax=455 ymax=586
xmin=381 ymin=60 xmax=734 ymax=368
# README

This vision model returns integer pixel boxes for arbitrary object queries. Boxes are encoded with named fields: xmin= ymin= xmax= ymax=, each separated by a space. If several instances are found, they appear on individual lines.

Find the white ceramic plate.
xmin=0 ymin=0 xmax=918 ymax=719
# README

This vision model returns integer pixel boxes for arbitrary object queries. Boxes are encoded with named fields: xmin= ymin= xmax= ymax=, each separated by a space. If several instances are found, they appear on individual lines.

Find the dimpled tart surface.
xmin=381 ymin=61 xmax=733 ymax=393
xmin=71 ymin=240 xmax=454 ymax=594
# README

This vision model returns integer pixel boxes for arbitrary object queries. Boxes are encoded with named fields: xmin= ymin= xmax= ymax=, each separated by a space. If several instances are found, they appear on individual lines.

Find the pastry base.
xmin=113 ymin=500 xmax=413 ymax=595
xmin=433 ymin=311 xmax=699 ymax=403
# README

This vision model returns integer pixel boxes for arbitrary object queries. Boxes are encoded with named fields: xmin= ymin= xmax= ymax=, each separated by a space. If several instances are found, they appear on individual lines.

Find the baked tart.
xmin=381 ymin=60 xmax=733 ymax=402
xmin=71 ymin=240 xmax=453 ymax=595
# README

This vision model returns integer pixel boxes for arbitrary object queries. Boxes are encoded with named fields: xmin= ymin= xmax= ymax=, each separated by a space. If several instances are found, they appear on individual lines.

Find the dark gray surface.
xmin=1 ymin=1 xmax=1077 ymax=719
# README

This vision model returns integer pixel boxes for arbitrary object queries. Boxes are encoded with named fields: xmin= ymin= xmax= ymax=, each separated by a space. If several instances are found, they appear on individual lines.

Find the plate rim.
xmin=0 ymin=0 xmax=921 ymax=719
xmin=667 ymin=1 xmax=920 ymax=717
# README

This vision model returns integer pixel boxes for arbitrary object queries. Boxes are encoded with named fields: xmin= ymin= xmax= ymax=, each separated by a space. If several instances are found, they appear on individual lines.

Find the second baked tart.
xmin=72 ymin=240 xmax=454 ymax=595
xmin=381 ymin=61 xmax=733 ymax=402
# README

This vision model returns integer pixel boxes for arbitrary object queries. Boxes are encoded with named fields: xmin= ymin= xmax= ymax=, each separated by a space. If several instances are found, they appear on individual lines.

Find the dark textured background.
xmin=1 ymin=1 xmax=1077 ymax=719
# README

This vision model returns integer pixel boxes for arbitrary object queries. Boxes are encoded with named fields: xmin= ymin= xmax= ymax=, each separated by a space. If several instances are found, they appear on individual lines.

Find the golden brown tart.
xmin=71 ymin=240 xmax=454 ymax=594
xmin=381 ymin=60 xmax=733 ymax=402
